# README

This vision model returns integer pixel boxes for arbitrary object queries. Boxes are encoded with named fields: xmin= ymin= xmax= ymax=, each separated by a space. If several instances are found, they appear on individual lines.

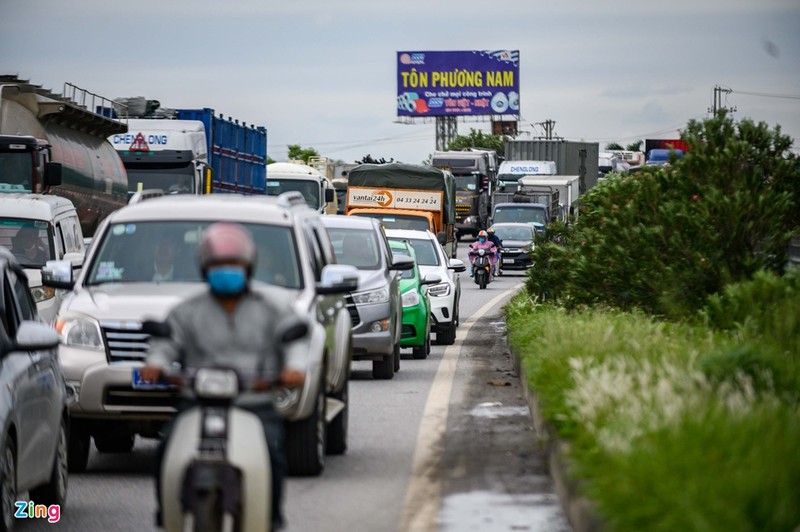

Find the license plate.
xmin=131 ymin=368 xmax=173 ymax=390
xmin=504 ymin=259 xmax=515 ymax=264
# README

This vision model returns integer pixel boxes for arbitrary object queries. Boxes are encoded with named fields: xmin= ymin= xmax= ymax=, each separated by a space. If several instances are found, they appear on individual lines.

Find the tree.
xmin=605 ymin=142 xmax=624 ymax=151
xmin=446 ymin=129 xmax=508 ymax=157
xmin=267 ymin=156 xmax=277 ymax=165
xmin=625 ymin=140 xmax=643 ymax=152
xmin=287 ymin=144 xmax=319 ymax=164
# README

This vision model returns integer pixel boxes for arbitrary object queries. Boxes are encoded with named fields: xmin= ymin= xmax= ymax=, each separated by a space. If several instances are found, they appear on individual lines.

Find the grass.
xmin=505 ymin=289 xmax=800 ymax=531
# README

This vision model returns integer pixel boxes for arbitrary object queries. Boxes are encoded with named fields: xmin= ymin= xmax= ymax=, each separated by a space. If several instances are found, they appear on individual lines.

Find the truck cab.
xmin=497 ymin=160 xmax=557 ymax=192
xmin=266 ymin=162 xmax=336 ymax=214
xmin=431 ymin=150 xmax=497 ymax=239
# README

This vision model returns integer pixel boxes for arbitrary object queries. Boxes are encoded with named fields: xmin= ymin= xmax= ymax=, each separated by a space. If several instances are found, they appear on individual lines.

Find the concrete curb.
xmin=512 ymin=350 xmax=604 ymax=532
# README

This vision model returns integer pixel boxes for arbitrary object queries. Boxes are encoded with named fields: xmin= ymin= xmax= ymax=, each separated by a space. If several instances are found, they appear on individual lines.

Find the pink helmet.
xmin=196 ymin=222 xmax=257 ymax=275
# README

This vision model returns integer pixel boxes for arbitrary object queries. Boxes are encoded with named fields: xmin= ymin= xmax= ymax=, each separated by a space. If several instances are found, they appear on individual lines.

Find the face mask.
xmin=207 ymin=265 xmax=247 ymax=296
xmin=479 ymin=237 xmax=486 ymax=243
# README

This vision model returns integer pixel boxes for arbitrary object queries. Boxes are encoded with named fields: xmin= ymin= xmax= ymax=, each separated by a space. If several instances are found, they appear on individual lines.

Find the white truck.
xmin=496 ymin=160 xmax=557 ymax=193
xmin=515 ymin=175 xmax=581 ymax=222
xmin=266 ymin=162 xmax=336 ymax=214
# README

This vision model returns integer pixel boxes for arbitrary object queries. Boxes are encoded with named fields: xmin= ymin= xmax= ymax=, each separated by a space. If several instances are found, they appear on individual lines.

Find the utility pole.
xmin=709 ymin=85 xmax=737 ymax=117
xmin=542 ymin=119 xmax=555 ymax=140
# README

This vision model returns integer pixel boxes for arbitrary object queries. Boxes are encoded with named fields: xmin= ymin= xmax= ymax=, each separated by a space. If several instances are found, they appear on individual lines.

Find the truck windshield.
xmin=326 ymin=227 xmax=382 ymax=270
xmin=126 ymin=165 xmax=195 ymax=194
xmin=453 ymin=175 xmax=478 ymax=192
xmin=86 ymin=221 xmax=302 ymax=289
xmin=266 ymin=179 xmax=320 ymax=208
xmin=0 ymin=151 xmax=34 ymax=193
xmin=352 ymin=212 xmax=430 ymax=232
xmin=493 ymin=207 xmax=547 ymax=226
xmin=0 ymin=218 xmax=54 ymax=268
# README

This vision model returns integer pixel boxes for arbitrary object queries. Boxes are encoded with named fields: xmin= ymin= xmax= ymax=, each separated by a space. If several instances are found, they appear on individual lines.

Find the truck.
xmin=0 ymin=75 xmax=128 ymax=236
xmin=266 ymin=161 xmax=336 ymax=213
xmin=107 ymin=102 xmax=267 ymax=197
xmin=430 ymin=149 xmax=498 ymax=240
xmin=345 ymin=162 xmax=457 ymax=257
xmin=504 ymin=139 xmax=599 ymax=196
xmin=496 ymin=160 xmax=557 ymax=192
xmin=515 ymin=175 xmax=580 ymax=222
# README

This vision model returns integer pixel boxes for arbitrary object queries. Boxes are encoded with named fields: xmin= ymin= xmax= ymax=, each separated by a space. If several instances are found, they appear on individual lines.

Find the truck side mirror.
xmin=325 ymin=188 xmax=334 ymax=203
xmin=436 ymin=232 xmax=447 ymax=246
xmin=44 ymin=162 xmax=63 ymax=187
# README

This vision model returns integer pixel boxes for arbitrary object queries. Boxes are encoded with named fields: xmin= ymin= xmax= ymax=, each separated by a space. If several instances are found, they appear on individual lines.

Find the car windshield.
xmin=327 ymin=227 xmax=382 ymax=269
xmin=353 ymin=212 xmax=430 ymax=232
xmin=493 ymin=207 xmax=547 ymax=225
xmin=86 ymin=221 xmax=302 ymax=288
xmin=493 ymin=225 xmax=535 ymax=241
xmin=390 ymin=237 xmax=440 ymax=267
xmin=0 ymin=218 xmax=54 ymax=267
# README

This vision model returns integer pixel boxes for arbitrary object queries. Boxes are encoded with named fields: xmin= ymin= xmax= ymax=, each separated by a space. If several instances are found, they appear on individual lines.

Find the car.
xmin=0 ymin=247 xmax=69 ymax=527
xmin=43 ymin=193 xmax=358 ymax=477
xmin=388 ymin=239 xmax=441 ymax=359
xmin=384 ymin=229 xmax=466 ymax=345
xmin=320 ymin=215 xmax=413 ymax=379
xmin=490 ymin=223 xmax=537 ymax=270
xmin=0 ymin=194 xmax=85 ymax=323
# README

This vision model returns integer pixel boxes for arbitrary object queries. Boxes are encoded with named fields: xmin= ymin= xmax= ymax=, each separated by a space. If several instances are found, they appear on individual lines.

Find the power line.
xmin=267 ymin=129 xmax=432 ymax=150
xmin=731 ymin=89 xmax=800 ymax=100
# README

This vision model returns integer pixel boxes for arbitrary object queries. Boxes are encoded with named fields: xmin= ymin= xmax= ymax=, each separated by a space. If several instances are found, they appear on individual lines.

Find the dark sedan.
xmin=491 ymin=223 xmax=536 ymax=270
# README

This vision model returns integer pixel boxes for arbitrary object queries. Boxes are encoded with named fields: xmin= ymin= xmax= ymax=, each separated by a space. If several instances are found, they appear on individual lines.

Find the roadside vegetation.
xmin=505 ymin=112 xmax=800 ymax=531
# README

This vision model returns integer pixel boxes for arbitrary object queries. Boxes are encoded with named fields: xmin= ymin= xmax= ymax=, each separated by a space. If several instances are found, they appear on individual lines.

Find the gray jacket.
xmin=146 ymin=288 xmax=304 ymax=407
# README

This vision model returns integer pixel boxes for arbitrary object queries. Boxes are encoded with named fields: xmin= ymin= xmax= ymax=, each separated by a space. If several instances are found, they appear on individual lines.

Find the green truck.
xmin=345 ymin=162 xmax=457 ymax=257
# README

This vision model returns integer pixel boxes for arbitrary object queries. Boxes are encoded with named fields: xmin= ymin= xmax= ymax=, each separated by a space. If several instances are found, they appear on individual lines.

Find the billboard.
xmin=397 ymin=50 xmax=520 ymax=117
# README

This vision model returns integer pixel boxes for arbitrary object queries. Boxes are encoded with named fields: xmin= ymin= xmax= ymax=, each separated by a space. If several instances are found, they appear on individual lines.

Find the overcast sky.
xmin=2 ymin=0 xmax=799 ymax=164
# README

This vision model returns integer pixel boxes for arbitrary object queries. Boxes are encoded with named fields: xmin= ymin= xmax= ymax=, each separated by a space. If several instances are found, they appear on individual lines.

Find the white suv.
xmin=385 ymin=229 xmax=465 ymax=345
xmin=44 ymin=193 xmax=357 ymax=476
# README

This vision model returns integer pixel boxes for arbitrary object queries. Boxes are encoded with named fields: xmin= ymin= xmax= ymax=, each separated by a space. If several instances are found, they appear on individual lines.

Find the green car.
xmin=389 ymin=239 xmax=440 ymax=359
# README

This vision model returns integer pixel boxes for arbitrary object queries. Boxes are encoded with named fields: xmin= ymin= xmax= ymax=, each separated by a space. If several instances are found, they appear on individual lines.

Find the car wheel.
xmin=0 ymin=438 xmax=16 ymax=531
xmin=29 ymin=417 xmax=68 ymax=506
xmin=286 ymin=372 xmax=327 ymax=476
xmin=372 ymin=349 xmax=395 ymax=380
xmin=94 ymin=433 xmax=135 ymax=453
xmin=439 ymin=322 xmax=457 ymax=345
xmin=412 ymin=331 xmax=430 ymax=360
xmin=393 ymin=340 xmax=401 ymax=372
xmin=326 ymin=376 xmax=348 ymax=455
xmin=68 ymin=422 xmax=90 ymax=473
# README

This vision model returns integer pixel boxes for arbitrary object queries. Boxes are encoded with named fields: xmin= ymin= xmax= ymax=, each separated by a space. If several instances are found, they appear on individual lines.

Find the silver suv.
xmin=44 ymin=193 xmax=358 ymax=476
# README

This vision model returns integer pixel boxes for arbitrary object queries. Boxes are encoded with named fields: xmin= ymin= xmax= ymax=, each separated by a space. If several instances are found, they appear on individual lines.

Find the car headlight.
xmin=401 ymin=289 xmax=419 ymax=308
xmin=352 ymin=287 xmax=390 ymax=304
xmin=30 ymin=285 xmax=56 ymax=303
xmin=55 ymin=313 xmax=104 ymax=350
xmin=523 ymin=243 xmax=533 ymax=253
xmin=428 ymin=282 xmax=451 ymax=297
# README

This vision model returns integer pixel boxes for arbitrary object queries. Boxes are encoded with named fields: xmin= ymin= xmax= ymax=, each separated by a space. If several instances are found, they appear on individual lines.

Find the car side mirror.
xmin=448 ymin=258 xmax=467 ymax=273
xmin=389 ymin=254 xmax=414 ymax=271
xmin=41 ymin=260 xmax=74 ymax=290
xmin=317 ymin=264 xmax=359 ymax=294
xmin=12 ymin=321 xmax=59 ymax=352
xmin=421 ymin=273 xmax=443 ymax=285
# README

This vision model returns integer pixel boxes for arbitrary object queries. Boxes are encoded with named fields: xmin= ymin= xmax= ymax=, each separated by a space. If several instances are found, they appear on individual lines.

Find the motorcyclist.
xmin=468 ymin=230 xmax=498 ymax=280
xmin=141 ymin=222 xmax=306 ymax=531
xmin=486 ymin=227 xmax=503 ymax=276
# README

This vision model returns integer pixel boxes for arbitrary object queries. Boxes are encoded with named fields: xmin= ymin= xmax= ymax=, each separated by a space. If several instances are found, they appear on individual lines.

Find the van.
xmin=0 ymin=194 xmax=84 ymax=323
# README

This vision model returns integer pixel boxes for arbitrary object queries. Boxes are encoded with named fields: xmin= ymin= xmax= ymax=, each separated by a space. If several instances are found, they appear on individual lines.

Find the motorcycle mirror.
xmin=141 ymin=320 xmax=172 ymax=338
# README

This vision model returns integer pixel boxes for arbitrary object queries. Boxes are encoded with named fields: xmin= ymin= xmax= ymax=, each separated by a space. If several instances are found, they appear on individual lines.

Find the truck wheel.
xmin=94 ymin=434 xmax=135 ymax=453
xmin=30 ymin=417 xmax=68 ymax=506
xmin=287 ymin=373 xmax=327 ymax=476
xmin=326 ymin=377 xmax=348 ymax=455
xmin=412 ymin=332 xmax=430 ymax=359
xmin=372 ymin=349 xmax=395 ymax=380
xmin=68 ymin=422 xmax=91 ymax=473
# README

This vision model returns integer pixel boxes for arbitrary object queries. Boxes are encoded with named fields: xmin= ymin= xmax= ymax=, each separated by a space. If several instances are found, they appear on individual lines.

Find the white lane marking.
xmin=399 ymin=288 xmax=518 ymax=532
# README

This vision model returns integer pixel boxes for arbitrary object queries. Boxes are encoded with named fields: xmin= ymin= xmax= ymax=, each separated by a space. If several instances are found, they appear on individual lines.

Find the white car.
xmin=385 ymin=229 xmax=465 ymax=345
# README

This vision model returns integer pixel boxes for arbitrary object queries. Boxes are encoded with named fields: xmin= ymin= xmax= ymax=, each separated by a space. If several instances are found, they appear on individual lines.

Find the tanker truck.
xmin=107 ymin=99 xmax=267 ymax=196
xmin=0 ymin=75 xmax=128 ymax=236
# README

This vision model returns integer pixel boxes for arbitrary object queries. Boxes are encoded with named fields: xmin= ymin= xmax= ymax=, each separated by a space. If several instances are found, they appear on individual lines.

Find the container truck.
xmin=345 ymin=162 xmax=457 ymax=257
xmin=108 ymin=103 xmax=267 ymax=197
xmin=0 ymin=75 xmax=128 ymax=235
xmin=504 ymin=139 xmax=599 ymax=196
xmin=431 ymin=149 xmax=498 ymax=240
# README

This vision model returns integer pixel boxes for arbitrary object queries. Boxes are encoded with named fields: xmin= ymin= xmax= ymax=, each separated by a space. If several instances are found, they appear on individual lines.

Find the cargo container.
xmin=504 ymin=140 xmax=599 ymax=194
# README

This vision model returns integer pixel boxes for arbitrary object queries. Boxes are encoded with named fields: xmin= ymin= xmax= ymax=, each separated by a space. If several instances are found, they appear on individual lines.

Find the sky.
xmin=2 ymin=0 xmax=799 ymax=164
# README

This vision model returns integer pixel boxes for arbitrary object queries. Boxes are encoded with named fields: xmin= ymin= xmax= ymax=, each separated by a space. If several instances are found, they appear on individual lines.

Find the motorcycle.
xmin=469 ymin=248 xmax=493 ymax=290
xmin=137 ymin=320 xmax=307 ymax=532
